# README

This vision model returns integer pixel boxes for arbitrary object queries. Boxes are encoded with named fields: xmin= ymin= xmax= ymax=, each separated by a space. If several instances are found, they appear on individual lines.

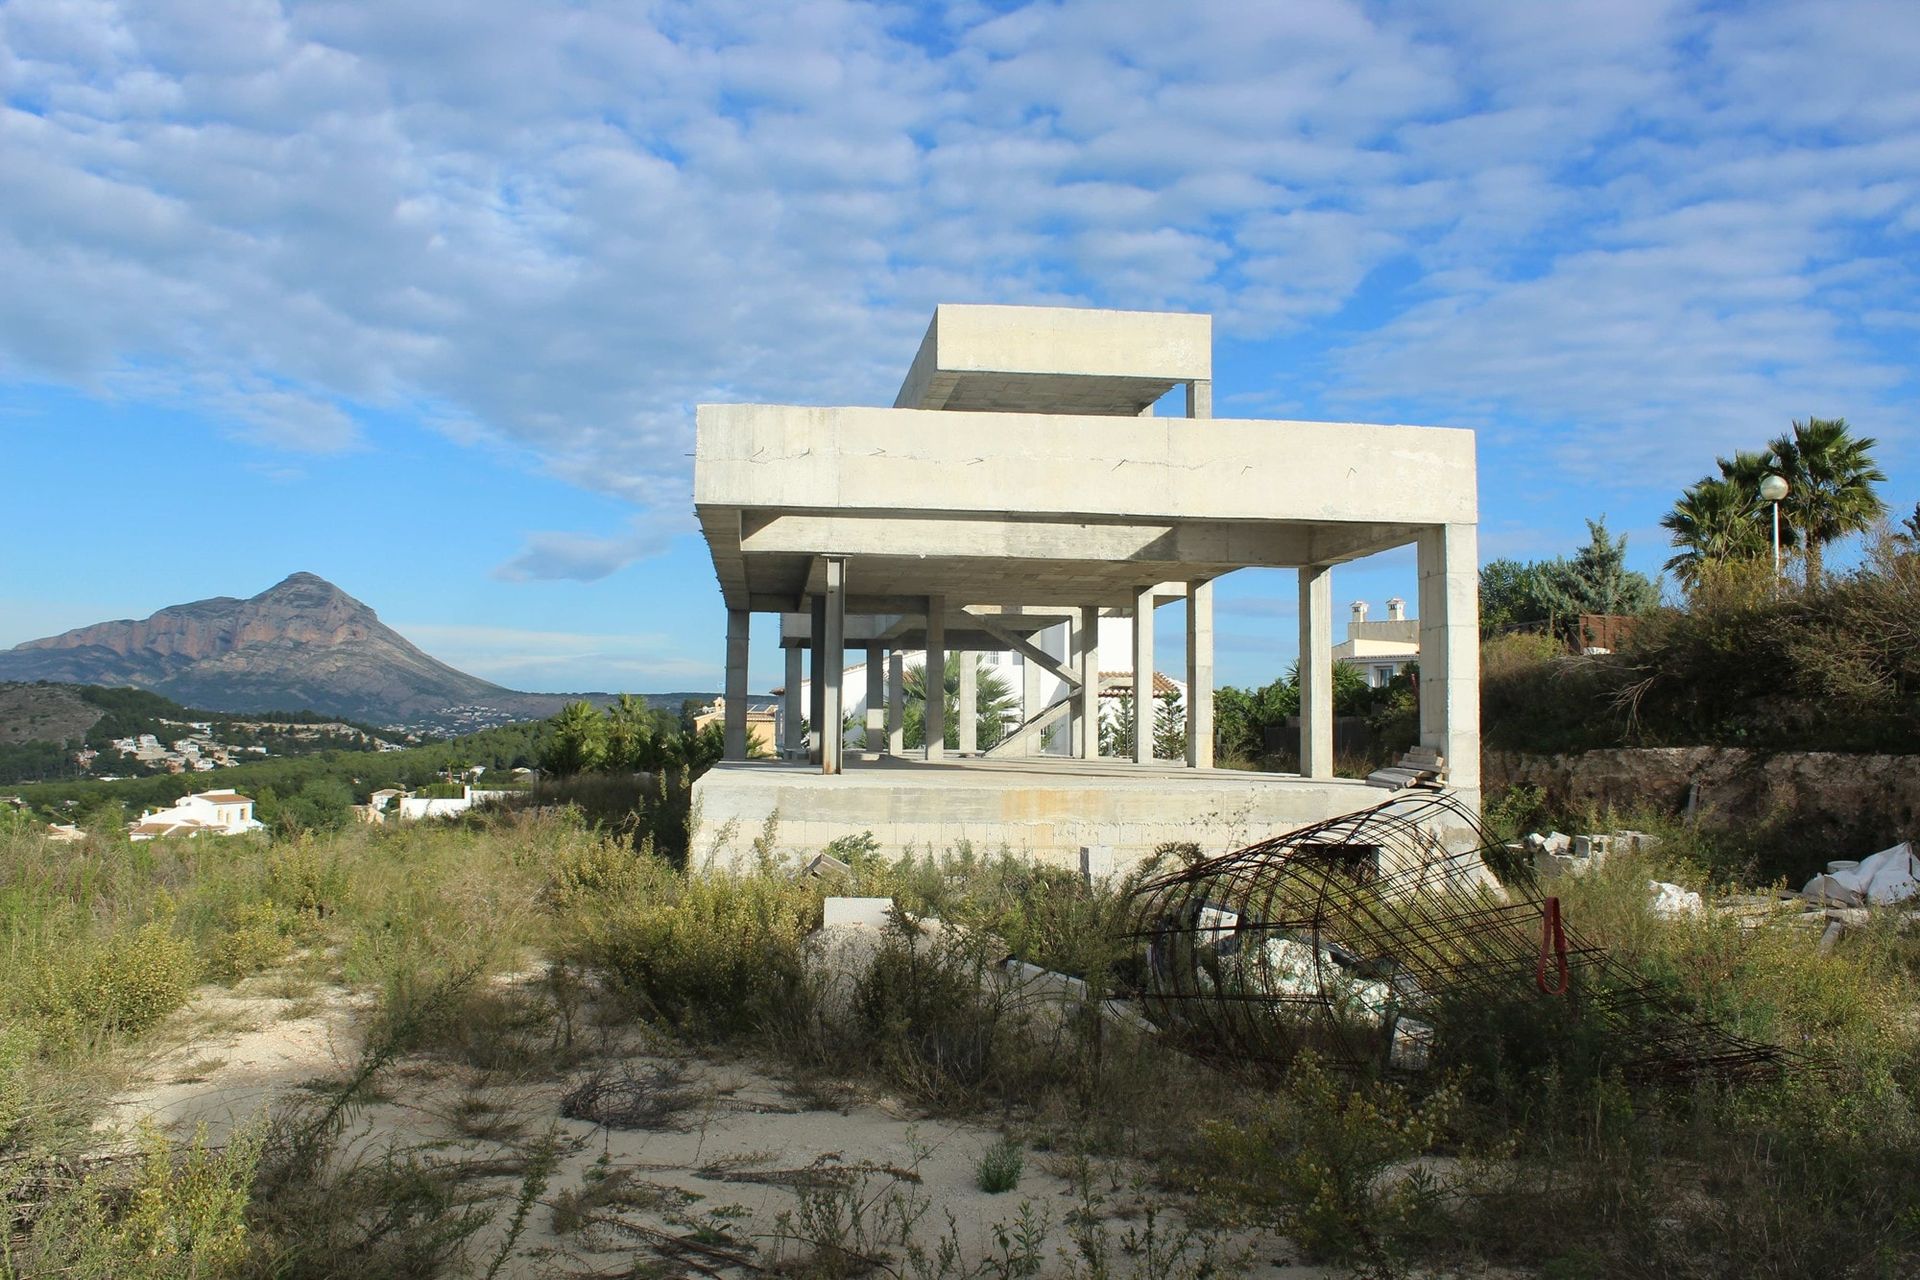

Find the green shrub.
xmin=570 ymin=864 xmax=817 ymax=1036
xmin=9 ymin=1123 xmax=261 ymax=1279
xmin=1200 ymin=1055 xmax=1460 ymax=1271
xmin=975 ymin=1134 xmax=1024 ymax=1193
xmin=265 ymin=843 xmax=349 ymax=918
xmin=40 ymin=923 xmax=197 ymax=1040
xmin=210 ymin=900 xmax=299 ymax=978
xmin=542 ymin=834 xmax=654 ymax=911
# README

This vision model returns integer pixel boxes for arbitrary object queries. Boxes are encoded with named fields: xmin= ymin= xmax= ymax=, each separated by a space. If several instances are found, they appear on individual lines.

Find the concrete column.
xmin=1298 ymin=564 xmax=1334 ymax=779
xmin=1186 ymin=379 xmax=1212 ymax=419
xmin=1075 ymin=606 xmax=1100 ymax=758
xmin=724 ymin=608 xmax=749 ymax=761
xmin=865 ymin=643 xmax=885 ymax=753
xmin=957 ymin=650 xmax=978 ymax=755
xmin=1418 ymin=524 xmax=1481 ymax=805
xmin=1185 ymin=578 xmax=1214 ymax=769
xmin=783 ymin=644 xmax=804 ymax=759
xmin=809 ymin=596 xmax=826 ymax=765
xmin=924 ymin=595 xmax=946 ymax=761
xmin=887 ymin=650 xmax=905 ymax=754
xmin=821 ymin=557 xmax=846 ymax=775
xmin=1132 ymin=585 xmax=1155 ymax=765
xmin=1022 ymin=632 xmax=1044 ymax=755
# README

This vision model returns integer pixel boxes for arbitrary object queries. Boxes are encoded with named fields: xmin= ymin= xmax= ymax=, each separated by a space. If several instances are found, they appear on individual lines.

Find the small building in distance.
xmin=1334 ymin=598 xmax=1420 ymax=688
xmin=694 ymin=697 xmax=777 ymax=757
xmin=129 ymin=790 xmax=264 ymax=840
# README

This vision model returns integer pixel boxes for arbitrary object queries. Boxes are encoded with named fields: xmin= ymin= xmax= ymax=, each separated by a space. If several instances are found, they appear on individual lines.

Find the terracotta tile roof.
xmin=194 ymin=792 xmax=251 ymax=803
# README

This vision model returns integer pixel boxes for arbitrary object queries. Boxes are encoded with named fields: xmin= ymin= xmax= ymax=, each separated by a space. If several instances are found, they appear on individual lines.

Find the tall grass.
xmin=0 ymin=805 xmax=588 ymax=1276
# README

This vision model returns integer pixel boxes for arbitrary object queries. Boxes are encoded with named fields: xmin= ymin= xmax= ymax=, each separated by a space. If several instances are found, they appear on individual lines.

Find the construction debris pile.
xmin=1124 ymin=793 xmax=1791 ymax=1083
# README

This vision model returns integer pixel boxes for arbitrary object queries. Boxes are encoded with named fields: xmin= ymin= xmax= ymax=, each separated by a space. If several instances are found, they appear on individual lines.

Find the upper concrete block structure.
xmin=894 ymin=304 xmax=1211 ymax=415
xmin=692 ymin=303 xmax=1480 ymax=863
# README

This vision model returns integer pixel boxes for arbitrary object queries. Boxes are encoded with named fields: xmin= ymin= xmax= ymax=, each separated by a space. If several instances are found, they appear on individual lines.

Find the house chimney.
xmin=1386 ymin=596 xmax=1406 ymax=621
xmin=1350 ymin=600 xmax=1369 ymax=627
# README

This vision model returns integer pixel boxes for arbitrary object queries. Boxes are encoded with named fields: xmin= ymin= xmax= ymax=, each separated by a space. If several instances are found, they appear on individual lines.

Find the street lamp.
xmin=1759 ymin=473 xmax=1789 ymax=590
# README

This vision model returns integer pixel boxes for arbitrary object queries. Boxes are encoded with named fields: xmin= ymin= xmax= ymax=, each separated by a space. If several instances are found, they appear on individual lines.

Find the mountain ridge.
xmin=0 ymin=573 xmax=590 ymax=729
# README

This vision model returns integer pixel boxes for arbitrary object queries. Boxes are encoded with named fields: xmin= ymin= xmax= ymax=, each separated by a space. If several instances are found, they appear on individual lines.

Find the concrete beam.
xmin=1186 ymin=578 xmax=1214 ymax=769
xmin=739 ymin=512 xmax=1412 ymax=571
xmin=962 ymin=608 xmax=1082 ymax=690
xmin=724 ymin=608 xmax=749 ymax=762
xmin=696 ymin=405 xmax=1476 ymax=528
xmin=1298 ymin=565 xmax=1334 ymax=779
xmin=1133 ymin=584 xmax=1154 ymax=765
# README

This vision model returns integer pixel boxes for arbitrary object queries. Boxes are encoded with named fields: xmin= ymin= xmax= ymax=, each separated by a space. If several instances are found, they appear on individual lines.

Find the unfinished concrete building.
xmin=691 ymin=304 xmax=1478 ymax=868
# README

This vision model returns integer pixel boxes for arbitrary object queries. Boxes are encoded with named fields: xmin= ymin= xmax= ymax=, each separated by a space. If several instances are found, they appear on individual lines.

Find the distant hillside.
xmin=0 ymin=681 xmax=404 ymax=785
xmin=0 ymin=574 xmax=583 ymax=729
xmin=0 ymin=683 xmax=101 ymax=748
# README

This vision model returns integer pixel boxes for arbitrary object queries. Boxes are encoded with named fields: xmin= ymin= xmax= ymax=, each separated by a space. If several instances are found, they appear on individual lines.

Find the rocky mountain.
xmin=0 ymin=573 xmax=578 ymax=729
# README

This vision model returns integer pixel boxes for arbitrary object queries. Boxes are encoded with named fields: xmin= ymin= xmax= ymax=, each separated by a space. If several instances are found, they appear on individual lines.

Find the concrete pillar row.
xmin=957 ymin=649 xmax=978 ymax=755
xmin=1186 ymin=578 xmax=1214 ymax=769
xmin=821 ymin=557 xmax=846 ymax=775
xmin=723 ymin=608 xmax=750 ymax=761
xmin=1077 ymin=605 xmax=1100 ymax=759
xmin=1132 ymin=585 xmax=1155 ymax=765
xmin=783 ymin=645 xmax=804 ymax=759
xmin=924 ymin=595 xmax=946 ymax=762
xmin=887 ymin=650 xmax=905 ymax=755
xmin=864 ymin=643 xmax=885 ymax=753
xmin=1298 ymin=564 xmax=1334 ymax=779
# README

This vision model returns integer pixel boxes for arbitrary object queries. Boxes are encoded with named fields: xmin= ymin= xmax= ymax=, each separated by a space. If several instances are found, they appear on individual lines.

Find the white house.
xmin=1332 ymin=598 xmax=1420 ymax=688
xmin=129 ymin=790 xmax=264 ymax=840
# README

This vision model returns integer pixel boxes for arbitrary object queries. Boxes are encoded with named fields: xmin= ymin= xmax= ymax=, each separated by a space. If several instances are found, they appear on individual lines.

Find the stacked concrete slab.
xmin=691 ymin=304 xmax=1480 ymax=865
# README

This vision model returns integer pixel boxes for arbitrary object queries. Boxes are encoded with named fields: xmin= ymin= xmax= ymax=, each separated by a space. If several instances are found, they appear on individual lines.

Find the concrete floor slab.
xmin=690 ymin=755 xmax=1414 ymax=873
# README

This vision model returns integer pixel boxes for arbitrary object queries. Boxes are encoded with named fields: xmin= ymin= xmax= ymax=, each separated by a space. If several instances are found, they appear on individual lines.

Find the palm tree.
xmin=1764 ymin=417 xmax=1887 ymax=586
xmin=901 ymin=657 xmax=1018 ymax=750
xmin=1662 ymin=475 xmax=1769 ymax=591
xmin=1896 ymin=501 xmax=1920 ymax=554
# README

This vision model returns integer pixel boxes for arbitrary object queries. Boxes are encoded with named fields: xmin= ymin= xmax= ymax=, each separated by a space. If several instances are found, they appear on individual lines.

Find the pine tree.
xmin=1538 ymin=519 xmax=1658 ymax=634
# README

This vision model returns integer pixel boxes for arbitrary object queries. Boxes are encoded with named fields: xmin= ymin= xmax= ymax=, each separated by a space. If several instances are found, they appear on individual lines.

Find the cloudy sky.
xmin=2 ymin=0 xmax=1915 ymax=693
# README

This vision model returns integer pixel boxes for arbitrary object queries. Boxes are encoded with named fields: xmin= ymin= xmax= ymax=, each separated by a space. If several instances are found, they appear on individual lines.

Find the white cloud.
xmin=0 ymin=0 xmax=1914 ymax=579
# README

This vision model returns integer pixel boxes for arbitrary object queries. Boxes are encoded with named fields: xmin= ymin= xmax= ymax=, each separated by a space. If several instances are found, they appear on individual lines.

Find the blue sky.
xmin=2 ymin=0 xmax=1915 ymax=694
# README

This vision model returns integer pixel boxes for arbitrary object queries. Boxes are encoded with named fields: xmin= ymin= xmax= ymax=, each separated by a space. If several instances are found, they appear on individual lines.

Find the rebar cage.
xmin=1123 ymin=792 xmax=1789 ymax=1083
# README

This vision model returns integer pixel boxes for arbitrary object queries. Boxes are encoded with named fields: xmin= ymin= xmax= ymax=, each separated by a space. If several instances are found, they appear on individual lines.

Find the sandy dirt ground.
xmin=96 ymin=965 xmax=1341 ymax=1279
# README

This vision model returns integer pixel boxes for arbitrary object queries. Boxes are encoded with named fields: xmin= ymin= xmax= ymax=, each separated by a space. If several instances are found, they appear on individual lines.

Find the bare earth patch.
xmin=99 ymin=970 xmax=1339 ymax=1279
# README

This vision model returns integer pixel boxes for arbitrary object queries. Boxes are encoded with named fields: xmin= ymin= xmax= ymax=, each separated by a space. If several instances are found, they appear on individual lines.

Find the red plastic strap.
xmin=1536 ymin=896 xmax=1570 ymax=997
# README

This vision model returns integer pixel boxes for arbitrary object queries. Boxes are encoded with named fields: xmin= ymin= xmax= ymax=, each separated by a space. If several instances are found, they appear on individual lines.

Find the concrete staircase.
xmin=1367 ymin=745 xmax=1446 ymax=791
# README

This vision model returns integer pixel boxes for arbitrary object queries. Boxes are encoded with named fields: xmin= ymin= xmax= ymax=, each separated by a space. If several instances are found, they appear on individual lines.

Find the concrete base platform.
xmin=691 ymin=755 xmax=1454 ymax=873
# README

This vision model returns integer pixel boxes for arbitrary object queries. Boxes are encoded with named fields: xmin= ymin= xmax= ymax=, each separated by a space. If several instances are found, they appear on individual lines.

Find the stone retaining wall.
xmin=1484 ymin=747 xmax=1920 ymax=850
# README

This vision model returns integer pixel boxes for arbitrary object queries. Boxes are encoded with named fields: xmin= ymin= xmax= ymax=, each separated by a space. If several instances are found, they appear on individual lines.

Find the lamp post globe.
xmin=1760 ymin=473 xmax=1789 ymax=590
